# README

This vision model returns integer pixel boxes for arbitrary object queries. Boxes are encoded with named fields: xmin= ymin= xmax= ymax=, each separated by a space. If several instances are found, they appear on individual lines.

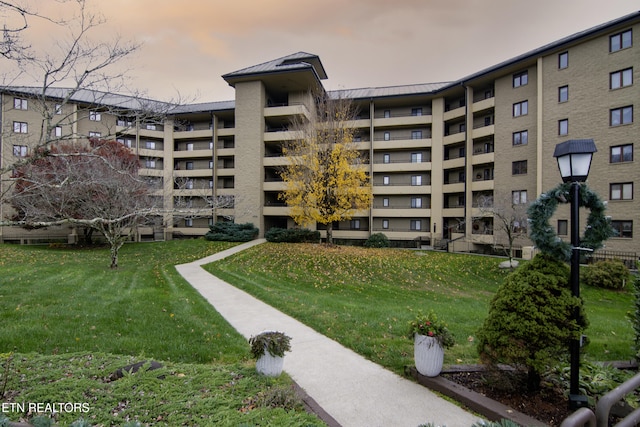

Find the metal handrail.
xmin=560 ymin=407 xmax=596 ymax=427
xmin=596 ymin=372 xmax=640 ymax=427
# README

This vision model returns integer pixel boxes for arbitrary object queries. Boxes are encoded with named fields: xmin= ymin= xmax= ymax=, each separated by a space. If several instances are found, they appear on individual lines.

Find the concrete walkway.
xmin=175 ymin=239 xmax=481 ymax=427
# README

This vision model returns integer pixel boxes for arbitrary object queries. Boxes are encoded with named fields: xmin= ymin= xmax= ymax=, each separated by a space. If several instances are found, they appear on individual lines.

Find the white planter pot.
xmin=414 ymin=334 xmax=444 ymax=377
xmin=255 ymin=353 xmax=284 ymax=377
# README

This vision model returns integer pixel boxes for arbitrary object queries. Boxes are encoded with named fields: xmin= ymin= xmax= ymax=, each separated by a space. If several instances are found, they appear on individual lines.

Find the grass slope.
xmin=204 ymin=243 xmax=635 ymax=374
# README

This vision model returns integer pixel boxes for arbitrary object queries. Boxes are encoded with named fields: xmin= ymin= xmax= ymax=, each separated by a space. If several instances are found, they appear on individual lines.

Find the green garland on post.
xmin=527 ymin=182 xmax=615 ymax=262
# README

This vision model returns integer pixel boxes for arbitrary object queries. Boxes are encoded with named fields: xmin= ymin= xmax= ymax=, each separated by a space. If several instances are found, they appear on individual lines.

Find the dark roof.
xmin=222 ymin=52 xmax=328 ymax=85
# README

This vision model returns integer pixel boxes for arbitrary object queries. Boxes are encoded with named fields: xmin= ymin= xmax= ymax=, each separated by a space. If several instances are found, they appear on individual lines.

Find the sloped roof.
xmin=222 ymin=51 xmax=328 ymax=84
xmin=329 ymin=82 xmax=452 ymax=99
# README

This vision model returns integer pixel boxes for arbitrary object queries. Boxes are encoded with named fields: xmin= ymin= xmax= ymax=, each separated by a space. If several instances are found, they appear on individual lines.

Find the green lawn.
xmin=204 ymin=243 xmax=636 ymax=374
xmin=0 ymin=240 xmax=325 ymax=426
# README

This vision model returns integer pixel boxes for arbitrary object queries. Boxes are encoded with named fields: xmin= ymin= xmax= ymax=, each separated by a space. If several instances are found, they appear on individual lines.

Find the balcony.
xmin=373 ymin=113 xmax=432 ymax=128
xmin=264 ymin=103 xmax=309 ymax=118
xmin=373 ymin=161 xmax=432 ymax=173
xmin=174 ymin=149 xmax=213 ymax=159
xmin=471 ymin=97 xmax=495 ymax=113
xmin=443 ymin=106 xmax=465 ymax=121
xmin=472 ymin=124 xmax=495 ymax=140
xmin=373 ymin=184 xmax=432 ymax=195
xmin=373 ymin=136 xmax=432 ymax=151
xmin=371 ymin=207 xmax=431 ymax=217
xmin=174 ymin=129 xmax=213 ymax=139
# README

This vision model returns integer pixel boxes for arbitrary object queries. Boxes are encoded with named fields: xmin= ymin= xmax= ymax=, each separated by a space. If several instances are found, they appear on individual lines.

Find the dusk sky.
xmin=13 ymin=0 xmax=640 ymax=102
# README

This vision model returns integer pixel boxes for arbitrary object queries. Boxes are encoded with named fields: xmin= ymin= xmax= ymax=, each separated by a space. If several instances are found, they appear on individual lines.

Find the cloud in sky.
xmin=9 ymin=0 xmax=640 ymax=102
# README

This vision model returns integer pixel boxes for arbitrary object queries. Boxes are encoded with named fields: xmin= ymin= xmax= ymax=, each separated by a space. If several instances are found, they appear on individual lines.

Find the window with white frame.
xmin=13 ymin=98 xmax=27 ymax=110
xmin=145 ymin=159 xmax=156 ymax=169
xmin=55 ymin=104 xmax=62 ymax=115
xmin=411 ymin=153 xmax=422 ymax=163
xmin=146 ymin=124 xmax=157 ymax=130
xmin=411 ymin=108 xmax=422 ymax=116
xmin=382 ymin=197 xmax=389 ymax=207
xmin=186 ymin=143 xmax=194 ymax=151
xmin=610 ymin=182 xmax=633 ymax=200
xmin=89 ymin=131 xmax=101 ymax=137
xmin=383 ymin=153 xmax=390 ymax=164
xmin=185 ymin=218 xmax=193 ymax=227
xmin=383 ymin=176 xmax=390 ymax=185
xmin=209 ymin=160 xmax=213 ymax=169
xmin=145 ymin=141 xmax=156 ymax=149
xmin=382 ymin=219 xmax=389 ymax=229
xmin=89 ymin=111 xmax=101 ymax=121
xmin=54 ymin=126 xmax=62 ymax=137
xmin=611 ymin=68 xmax=633 ymax=89
xmin=13 ymin=121 xmax=27 ymax=133
xmin=411 ymin=130 xmax=422 ymax=139
xmin=117 ymin=138 xmax=133 ymax=148
xmin=384 ymin=131 xmax=390 ymax=141
xmin=411 ymin=175 xmax=422 ymax=186
xmin=411 ymin=197 xmax=422 ymax=208
xmin=13 ymin=145 xmax=28 ymax=157
xmin=410 ymin=220 xmax=422 ymax=231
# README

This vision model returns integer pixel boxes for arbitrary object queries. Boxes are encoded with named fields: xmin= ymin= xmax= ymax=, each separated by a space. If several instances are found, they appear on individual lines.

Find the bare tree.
xmin=475 ymin=191 xmax=529 ymax=265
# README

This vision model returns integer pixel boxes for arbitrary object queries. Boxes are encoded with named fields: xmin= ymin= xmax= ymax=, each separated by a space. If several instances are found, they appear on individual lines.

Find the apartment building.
xmin=1 ymin=11 xmax=639 ymax=255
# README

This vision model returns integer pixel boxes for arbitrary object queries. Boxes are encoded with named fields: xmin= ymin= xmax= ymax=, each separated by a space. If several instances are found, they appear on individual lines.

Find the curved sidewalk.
xmin=175 ymin=240 xmax=480 ymax=427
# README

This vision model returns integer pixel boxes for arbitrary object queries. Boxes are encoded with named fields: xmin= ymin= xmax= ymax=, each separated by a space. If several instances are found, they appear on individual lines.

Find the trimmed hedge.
xmin=582 ymin=259 xmax=632 ymax=290
xmin=364 ymin=233 xmax=390 ymax=248
xmin=204 ymin=222 xmax=259 ymax=242
xmin=265 ymin=227 xmax=320 ymax=243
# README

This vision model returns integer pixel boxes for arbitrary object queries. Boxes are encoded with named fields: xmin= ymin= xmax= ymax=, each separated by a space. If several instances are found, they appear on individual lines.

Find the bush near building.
xmin=204 ymin=222 xmax=259 ymax=242
xmin=364 ymin=233 xmax=390 ymax=248
xmin=264 ymin=228 xmax=320 ymax=243
xmin=582 ymin=259 xmax=633 ymax=290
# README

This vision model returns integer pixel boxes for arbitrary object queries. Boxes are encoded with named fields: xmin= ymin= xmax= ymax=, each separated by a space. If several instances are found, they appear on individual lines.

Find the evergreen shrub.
xmin=582 ymin=259 xmax=632 ymax=290
xmin=264 ymin=227 xmax=320 ymax=243
xmin=204 ymin=222 xmax=258 ymax=242
xmin=364 ymin=233 xmax=390 ymax=248
xmin=476 ymin=253 xmax=588 ymax=391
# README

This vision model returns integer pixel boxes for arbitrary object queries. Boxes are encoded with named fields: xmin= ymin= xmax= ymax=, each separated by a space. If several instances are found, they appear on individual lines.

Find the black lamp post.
xmin=553 ymin=139 xmax=597 ymax=410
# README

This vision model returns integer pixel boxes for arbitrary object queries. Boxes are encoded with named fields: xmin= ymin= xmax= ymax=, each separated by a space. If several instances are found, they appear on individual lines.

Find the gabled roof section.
xmin=222 ymin=52 xmax=327 ymax=87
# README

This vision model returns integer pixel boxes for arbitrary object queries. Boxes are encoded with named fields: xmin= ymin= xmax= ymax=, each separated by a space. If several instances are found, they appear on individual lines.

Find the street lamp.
xmin=553 ymin=139 xmax=597 ymax=410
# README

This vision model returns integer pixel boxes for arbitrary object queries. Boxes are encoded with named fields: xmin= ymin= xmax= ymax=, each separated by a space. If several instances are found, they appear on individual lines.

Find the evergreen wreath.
xmin=527 ymin=182 xmax=614 ymax=262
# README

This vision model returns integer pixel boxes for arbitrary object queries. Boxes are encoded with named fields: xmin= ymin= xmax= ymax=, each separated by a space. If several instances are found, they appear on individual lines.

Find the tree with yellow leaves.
xmin=279 ymin=90 xmax=372 ymax=245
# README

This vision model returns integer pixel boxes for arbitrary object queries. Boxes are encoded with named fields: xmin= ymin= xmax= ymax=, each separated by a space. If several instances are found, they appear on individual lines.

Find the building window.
xmin=512 ymin=190 xmax=527 ymax=205
xmin=610 ymin=144 xmax=633 ymax=163
xmin=611 ymin=220 xmax=633 ymax=238
xmin=411 ymin=108 xmax=422 ymax=116
xmin=117 ymin=138 xmax=133 ymax=148
xmin=383 ymin=176 xmax=390 ymax=185
xmin=411 ymin=153 xmax=422 ymax=163
xmin=185 ymin=179 xmax=194 ymax=189
xmin=382 ymin=219 xmax=389 ymax=229
xmin=185 ymin=218 xmax=193 ymax=227
xmin=89 ymin=111 xmax=101 ymax=121
xmin=382 ymin=197 xmax=389 ymax=207
xmin=411 ymin=130 xmax=422 ymax=139
xmin=610 ymin=182 xmax=633 ymax=200
xmin=513 ymin=130 xmax=528 ymax=146
xmin=13 ymin=121 xmax=27 ymax=133
xmin=411 ymin=175 xmax=422 ymax=186
xmin=610 ymin=29 xmax=632 ymax=52
xmin=350 ymin=219 xmax=361 ymax=230
xmin=89 ymin=131 xmax=101 ymax=137
xmin=54 ymin=126 xmax=62 ymax=137
xmin=186 ymin=143 xmax=194 ymax=151
xmin=384 ymin=132 xmax=390 ymax=141
xmin=513 ymin=100 xmax=528 ymax=117
xmin=145 ymin=159 xmax=156 ymax=169
xmin=146 ymin=124 xmax=157 ymax=130
xmin=610 ymin=106 xmax=633 ymax=126
xmin=611 ymin=68 xmax=633 ymax=89
xmin=186 ymin=161 xmax=194 ymax=170
xmin=145 ymin=141 xmax=156 ymax=149
xmin=558 ymin=119 xmax=569 ymax=136
xmin=513 ymin=70 xmax=528 ymax=87
xmin=411 ymin=197 xmax=422 ymax=208
xmin=209 ymin=160 xmax=213 ymax=169
xmin=557 ymin=220 xmax=568 ymax=236
xmin=512 ymin=160 xmax=527 ymax=175
xmin=13 ymin=98 xmax=27 ymax=110
xmin=383 ymin=153 xmax=390 ymax=164
xmin=55 ymin=104 xmax=62 ymax=115
xmin=410 ymin=220 xmax=422 ymax=231
xmin=558 ymin=51 xmax=569 ymax=69
xmin=13 ymin=145 xmax=28 ymax=157
xmin=558 ymin=85 xmax=569 ymax=102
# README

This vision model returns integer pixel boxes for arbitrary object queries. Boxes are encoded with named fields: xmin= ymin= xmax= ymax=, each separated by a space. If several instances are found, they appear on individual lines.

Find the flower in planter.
xmin=408 ymin=312 xmax=455 ymax=349
xmin=249 ymin=331 xmax=292 ymax=358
